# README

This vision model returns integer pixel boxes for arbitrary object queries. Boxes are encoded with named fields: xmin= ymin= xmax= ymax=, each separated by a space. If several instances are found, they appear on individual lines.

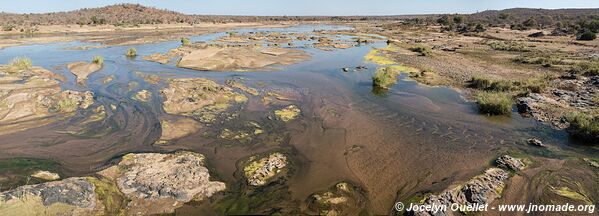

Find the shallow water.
xmin=0 ymin=25 xmax=596 ymax=214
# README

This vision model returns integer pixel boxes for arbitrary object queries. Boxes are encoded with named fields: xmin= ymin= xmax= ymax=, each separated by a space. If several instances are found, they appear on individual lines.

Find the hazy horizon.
xmin=1 ymin=0 xmax=599 ymax=16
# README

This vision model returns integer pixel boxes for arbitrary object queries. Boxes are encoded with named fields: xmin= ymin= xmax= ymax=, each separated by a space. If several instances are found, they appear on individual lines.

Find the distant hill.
xmin=0 ymin=4 xmax=598 ymax=29
xmin=0 ymin=4 xmax=198 ymax=26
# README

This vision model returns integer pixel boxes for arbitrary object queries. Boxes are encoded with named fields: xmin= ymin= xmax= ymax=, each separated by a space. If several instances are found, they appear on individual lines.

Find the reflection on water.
xmin=0 ymin=25 xmax=596 ymax=214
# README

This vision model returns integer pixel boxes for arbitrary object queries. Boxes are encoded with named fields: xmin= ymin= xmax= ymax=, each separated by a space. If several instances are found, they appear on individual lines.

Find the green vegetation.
xmin=372 ymin=67 xmax=400 ymax=89
xmin=125 ymin=48 xmax=137 ymax=57
xmin=408 ymin=45 xmax=432 ymax=56
xmin=565 ymin=112 xmax=599 ymax=142
xmin=577 ymin=31 xmax=597 ymax=41
xmin=468 ymin=76 xmax=512 ymax=92
xmin=488 ymin=41 xmax=531 ymax=52
xmin=476 ymin=91 xmax=513 ymax=115
xmin=181 ymin=37 xmax=190 ymax=46
xmin=513 ymin=54 xmax=562 ymax=67
xmin=0 ymin=158 xmax=60 ymax=191
xmin=364 ymin=49 xmax=396 ymax=65
xmin=8 ymin=57 xmax=33 ymax=71
xmin=87 ymin=177 xmax=128 ymax=215
xmin=572 ymin=61 xmax=599 ymax=76
xmin=92 ymin=56 xmax=104 ymax=65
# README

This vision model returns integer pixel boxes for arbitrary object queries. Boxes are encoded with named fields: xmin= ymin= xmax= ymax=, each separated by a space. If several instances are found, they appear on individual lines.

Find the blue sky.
xmin=1 ymin=0 xmax=599 ymax=15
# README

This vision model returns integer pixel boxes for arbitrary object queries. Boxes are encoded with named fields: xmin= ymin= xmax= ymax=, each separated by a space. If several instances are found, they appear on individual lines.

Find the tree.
xmin=475 ymin=23 xmax=486 ymax=32
xmin=437 ymin=15 xmax=451 ymax=26
xmin=577 ymin=31 xmax=597 ymax=41
xmin=453 ymin=16 xmax=463 ymax=24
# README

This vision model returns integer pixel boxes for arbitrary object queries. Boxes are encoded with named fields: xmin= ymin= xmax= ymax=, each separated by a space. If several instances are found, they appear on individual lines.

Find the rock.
xmin=355 ymin=65 xmax=368 ymax=71
xmin=307 ymin=181 xmax=367 ymax=215
xmin=274 ymin=105 xmax=301 ymax=122
xmin=30 ymin=170 xmax=60 ymax=181
xmin=225 ymin=79 xmax=259 ymax=96
xmin=0 ymin=65 xmax=94 ymax=135
xmin=527 ymin=138 xmax=545 ymax=147
xmin=0 ymin=177 xmax=100 ymax=215
xmin=582 ymin=158 xmax=599 ymax=168
xmin=342 ymin=67 xmax=350 ymax=72
xmin=495 ymin=155 xmax=526 ymax=171
xmin=67 ymin=62 xmax=102 ymax=83
xmin=243 ymin=153 xmax=288 ymax=186
xmin=133 ymin=89 xmax=151 ymax=102
xmin=160 ymin=78 xmax=246 ymax=117
xmin=114 ymin=151 xmax=226 ymax=214
xmin=156 ymin=118 xmax=202 ymax=144
xmin=176 ymin=44 xmax=310 ymax=71
xmin=411 ymin=168 xmax=509 ymax=216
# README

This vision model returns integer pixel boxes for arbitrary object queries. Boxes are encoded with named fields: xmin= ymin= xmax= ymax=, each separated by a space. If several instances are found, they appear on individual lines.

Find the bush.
xmin=468 ymin=76 xmax=512 ymax=92
xmin=573 ymin=61 xmax=599 ymax=76
xmin=577 ymin=31 xmax=597 ymax=41
xmin=488 ymin=41 xmax=530 ymax=52
xmin=181 ymin=37 xmax=190 ymax=46
xmin=476 ymin=92 xmax=513 ymax=115
xmin=566 ymin=112 xmax=599 ymax=142
xmin=125 ymin=48 xmax=137 ymax=57
xmin=9 ymin=57 xmax=32 ymax=70
xmin=372 ymin=67 xmax=400 ymax=89
xmin=409 ymin=46 xmax=432 ymax=56
xmin=92 ymin=56 xmax=104 ymax=65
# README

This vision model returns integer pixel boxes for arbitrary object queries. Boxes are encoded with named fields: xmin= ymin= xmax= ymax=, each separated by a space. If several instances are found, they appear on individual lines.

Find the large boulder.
xmin=113 ymin=151 xmax=226 ymax=214
xmin=0 ymin=177 xmax=101 ymax=215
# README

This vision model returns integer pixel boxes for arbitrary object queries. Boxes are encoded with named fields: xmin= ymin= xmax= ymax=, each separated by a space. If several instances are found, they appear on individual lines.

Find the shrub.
xmin=488 ymin=41 xmax=530 ymax=52
xmin=571 ymin=61 xmax=599 ymax=76
xmin=92 ymin=56 xmax=104 ymax=65
xmin=372 ymin=67 xmax=400 ymax=89
xmin=566 ymin=112 xmax=599 ymax=142
xmin=468 ymin=76 xmax=492 ymax=90
xmin=468 ymin=76 xmax=512 ymax=92
xmin=476 ymin=92 xmax=513 ymax=115
xmin=577 ymin=31 xmax=597 ymax=41
xmin=181 ymin=37 xmax=190 ymax=46
xmin=125 ymin=48 xmax=137 ymax=57
xmin=8 ymin=57 xmax=32 ymax=70
xmin=409 ymin=46 xmax=432 ymax=56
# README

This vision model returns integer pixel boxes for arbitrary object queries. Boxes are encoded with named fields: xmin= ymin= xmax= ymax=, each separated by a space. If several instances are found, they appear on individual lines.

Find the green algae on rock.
xmin=274 ymin=105 xmax=301 ymax=122
xmin=243 ymin=152 xmax=288 ymax=186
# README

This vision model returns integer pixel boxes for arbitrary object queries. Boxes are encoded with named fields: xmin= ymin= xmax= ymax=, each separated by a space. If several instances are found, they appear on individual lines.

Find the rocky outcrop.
xmin=495 ymin=155 xmax=526 ymax=171
xmin=243 ymin=153 xmax=288 ymax=186
xmin=0 ymin=177 xmax=101 ymax=215
xmin=0 ymin=151 xmax=225 ymax=215
xmin=67 ymin=62 xmax=102 ymax=83
xmin=411 ymin=168 xmax=510 ymax=216
xmin=30 ymin=170 xmax=60 ymax=181
xmin=307 ymin=182 xmax=368 ymax=215
xmin=114 ymin=151 xmax=226 ymax=214
xmin=410 ymin=155 xmax=526 ymax=216
xmin=0 ymin=64 xmax=94 ymax=135
xmin=517 ymin=75 xmax=598 ymax=129
xmin=156 ymin=117 xmax=202 ymax=144
xmin=527 ymin=138 xmax=545 ymax=147
xmin=160 ymin=78 xmax=246 ymax=117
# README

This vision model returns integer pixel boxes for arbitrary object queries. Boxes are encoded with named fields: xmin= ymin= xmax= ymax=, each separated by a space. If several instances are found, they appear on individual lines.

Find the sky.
xmin=1 ymin=0 xmax=599 ymax=16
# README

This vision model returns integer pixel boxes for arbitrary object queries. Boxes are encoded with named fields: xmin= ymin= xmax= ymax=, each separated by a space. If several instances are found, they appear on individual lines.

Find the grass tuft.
xmin=92 ymin=56 xmax=104 ymax=65
xmin=565 ymin=112 xmax=599 ymax=142
xmin=125 ymin=48 xmax=137 ymax=57
xmin=476 ymin=91 xmax=513 ymax=115
xmin=372 ymin=67 xmax=400 ymax=89
xmin=8 ymin=57 xmax=33 ymax=71
xmin=181 ymin=37 xmax=190 ymax=46
xmin=408 ymin=45 xmax=432 ymax=56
